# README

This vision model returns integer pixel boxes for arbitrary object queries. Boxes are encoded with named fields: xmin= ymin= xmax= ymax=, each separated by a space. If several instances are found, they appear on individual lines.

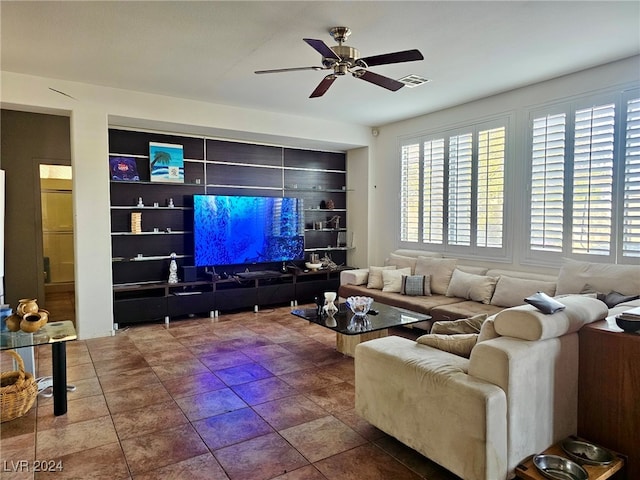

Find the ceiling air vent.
xmin=398 ymin=74 xmax=431 ymax=88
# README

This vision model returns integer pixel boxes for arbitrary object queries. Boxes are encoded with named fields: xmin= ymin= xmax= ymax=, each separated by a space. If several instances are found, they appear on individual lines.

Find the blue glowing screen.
xmin=193 ymin=195 xmax=304 ymax=267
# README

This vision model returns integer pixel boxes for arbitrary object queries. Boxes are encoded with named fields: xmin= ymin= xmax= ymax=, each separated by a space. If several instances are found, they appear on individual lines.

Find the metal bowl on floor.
xmin=561 ymin=438 xmax=614 ymax=466
xmin=533 ymin=454 xmax=588 ymax=480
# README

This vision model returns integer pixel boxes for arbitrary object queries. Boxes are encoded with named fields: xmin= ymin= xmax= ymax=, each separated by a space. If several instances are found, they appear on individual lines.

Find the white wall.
xmin=370 ymin=56 xmax=640 ymax=271
xmin=1 ymin=71 xmax=371 ymax=339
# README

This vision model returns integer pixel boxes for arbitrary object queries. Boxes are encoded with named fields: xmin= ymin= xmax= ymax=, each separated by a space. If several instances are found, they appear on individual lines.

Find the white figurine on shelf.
xmin=137 ymin=197 xmax=144 ymax=207
xmin=168 ymin=198 xmax=174 ymax=208
xmin=168 ymin=252 xmax=179 ymax=284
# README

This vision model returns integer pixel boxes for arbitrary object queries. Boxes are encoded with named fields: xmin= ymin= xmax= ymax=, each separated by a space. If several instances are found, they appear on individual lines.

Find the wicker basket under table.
xmin=1 ymin=349 xmax=38 ymax=422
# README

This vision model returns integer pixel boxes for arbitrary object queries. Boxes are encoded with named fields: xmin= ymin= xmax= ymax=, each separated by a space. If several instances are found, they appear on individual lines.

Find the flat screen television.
xmin=193 ymin=194 xmax=305 ymax=267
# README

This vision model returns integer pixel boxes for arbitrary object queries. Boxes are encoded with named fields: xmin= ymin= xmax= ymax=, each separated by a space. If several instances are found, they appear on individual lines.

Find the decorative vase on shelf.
xmin=168 ymin=253 xmax=179 ymax=284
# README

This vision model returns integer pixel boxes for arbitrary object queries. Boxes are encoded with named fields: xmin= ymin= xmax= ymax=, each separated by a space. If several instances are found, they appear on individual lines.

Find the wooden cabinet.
xmin=578 ymin=319 xmax=640 ymax=480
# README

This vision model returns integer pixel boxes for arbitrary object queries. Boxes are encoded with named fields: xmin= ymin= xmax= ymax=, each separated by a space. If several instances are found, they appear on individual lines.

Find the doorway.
xmin=39 ymin=164 xmax=75 ymax=323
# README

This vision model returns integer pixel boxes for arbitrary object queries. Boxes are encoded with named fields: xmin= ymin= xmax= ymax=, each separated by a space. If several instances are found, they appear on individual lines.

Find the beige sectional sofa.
xmin=352 ymin=255 xmax=640 ymax=480
xmin=341 ymin=250 xmax=575 ymax=326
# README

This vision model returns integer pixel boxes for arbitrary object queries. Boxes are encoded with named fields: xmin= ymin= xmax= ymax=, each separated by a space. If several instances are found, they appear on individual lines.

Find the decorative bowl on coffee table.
xmin=346 ymin=296 xmax=373 ymax=317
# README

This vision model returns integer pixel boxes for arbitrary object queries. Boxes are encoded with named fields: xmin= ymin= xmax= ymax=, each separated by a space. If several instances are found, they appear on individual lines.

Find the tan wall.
xmin=0 ymin=109 xmax=71 ymax=307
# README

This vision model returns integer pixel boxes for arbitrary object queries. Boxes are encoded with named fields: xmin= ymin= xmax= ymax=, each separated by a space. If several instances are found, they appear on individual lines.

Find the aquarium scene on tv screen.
xmin=193 ymin=195 xmax=305 ymax=267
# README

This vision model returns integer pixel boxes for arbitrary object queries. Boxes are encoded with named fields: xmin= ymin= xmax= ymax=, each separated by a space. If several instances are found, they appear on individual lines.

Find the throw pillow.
xmin=416 ymin=333 xmax=478 ymax=358
xmin=490 ymin=276 xmax=557 ymax=307
xmin=445 ymin=269 xmax=498 ymax=304
xmin=414 ymin=257 xmax=458 ymax=295
xmin=599 ymin=291 xmax=640 ymax=308
xmin=401 ymin=275 xmax=431 ymax=296
xmin=367 ymin=265 xmax=396 ymax=289
xmin=381 ymin=267 xmax=412 ymax=293
xmin=431 ymin=313 xmax=487 ymax=335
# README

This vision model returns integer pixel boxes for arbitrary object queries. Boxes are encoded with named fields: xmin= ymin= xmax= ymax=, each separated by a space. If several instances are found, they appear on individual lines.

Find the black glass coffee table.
xmin=291 ymin=302 xmax=430 ymax=356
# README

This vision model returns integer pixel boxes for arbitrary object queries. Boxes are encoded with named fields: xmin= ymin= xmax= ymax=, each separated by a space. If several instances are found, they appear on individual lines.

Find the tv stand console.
xmin=112 ymin=267 xmax=351 ymax=327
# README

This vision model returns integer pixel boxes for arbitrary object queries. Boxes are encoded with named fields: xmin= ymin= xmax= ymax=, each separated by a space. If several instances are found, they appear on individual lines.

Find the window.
xmin=400 ymin=120 xmax=507 ymax=254
xmin=623 ymin=96 xmax=640 ymax=257
xmin=528 ymin=91 xmax=640 ymax=262
xmin=530 ymin=113 xmax=565 ymax=252
xmin=400 ymin=143 xmax=420 ymax=242
xmin=422 ymin=139 xmax=445 ymax=244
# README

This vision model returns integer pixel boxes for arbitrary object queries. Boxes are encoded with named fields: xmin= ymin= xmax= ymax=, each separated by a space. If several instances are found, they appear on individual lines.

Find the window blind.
xmin=400 ymin=143 xmax=420 ymax=242
xmin=448 ymin=133 xmax=473 ymax=246
xmin=422 ymin=138 xmax=445 ymax=244
xmin=477 ymin=126 xmax=506 ymax=248
xmin=530 ymin=114 xmax=566 ymax=252
xmin=623 ymin=97 xmax=640 ymax=258
xmin=571 ymin=103 xmax=615 ymax=255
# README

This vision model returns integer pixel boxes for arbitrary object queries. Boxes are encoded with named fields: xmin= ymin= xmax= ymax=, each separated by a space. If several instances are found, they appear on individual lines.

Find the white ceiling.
xmin=2 ymin=1 xmax=639 ymax=127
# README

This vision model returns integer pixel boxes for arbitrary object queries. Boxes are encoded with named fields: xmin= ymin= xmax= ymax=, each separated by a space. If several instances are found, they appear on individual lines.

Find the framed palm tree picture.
xmin=149 ymin=142 xmax=184 ymax=183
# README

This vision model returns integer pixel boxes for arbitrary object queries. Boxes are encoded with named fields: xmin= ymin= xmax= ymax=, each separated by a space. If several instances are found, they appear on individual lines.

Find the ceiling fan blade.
xmin=255 ymin=66 xmax=324 ymax=74
xmin=303 ymin=38 xmax=341 ymax=60
xmin=353 ymin=69 xmax=405 ymax=92
xmin=310 ymin=75 xmax=337 ymax=98
xmin=358 ymin=49 xmax=424 ymax=67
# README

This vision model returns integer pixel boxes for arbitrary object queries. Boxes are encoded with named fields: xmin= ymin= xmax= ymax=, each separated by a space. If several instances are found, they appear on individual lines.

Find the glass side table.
xmin=1 ymin=321 xmax=77 ymax=416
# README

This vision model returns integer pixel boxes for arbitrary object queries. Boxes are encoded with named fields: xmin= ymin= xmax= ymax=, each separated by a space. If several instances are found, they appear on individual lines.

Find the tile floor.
xmin=0 ymin=305 xmax=461 ymax=480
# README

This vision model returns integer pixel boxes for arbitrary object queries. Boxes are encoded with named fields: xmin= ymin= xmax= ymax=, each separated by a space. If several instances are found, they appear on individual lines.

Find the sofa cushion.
xmin=340 ymin=268 xmax=369 ymax=286
xmin=430 ymin=300 xmax=504 ymax=322
xmin=490 ymin=276 xmax=557 ymax=308
xmin=431 ymin=313 xmax=487 ymax=335
xmin=446 ymin=269 xmax=498 ymax=304
xmin=385 ymin=253 xmax=418 ymax=274
xmin=556 ymin=258 xmax=640 ymax=296
xmin=338 ymin=284 xmax=462 ymax=317
xmin=382 ymin=268 xmax=412 ymax=292
xmin=416 ymin=333 xmax=478 ymax=358
xmin=493 ymin=295 xmax=608 ymax=341
xmin=367 ymin=265 xmax=396 ymax=289
xmin=401 ymin=275 xmax=431 ymax=296
xmin=415 ymin=257 xmax=458 ymax=295
xmin=477 ymin=316 xmax=499 ymax=343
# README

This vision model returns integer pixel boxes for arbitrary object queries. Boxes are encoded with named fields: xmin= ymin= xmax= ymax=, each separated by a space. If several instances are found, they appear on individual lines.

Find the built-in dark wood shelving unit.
xmin=108 ymin=128 xmax=351 ymax=326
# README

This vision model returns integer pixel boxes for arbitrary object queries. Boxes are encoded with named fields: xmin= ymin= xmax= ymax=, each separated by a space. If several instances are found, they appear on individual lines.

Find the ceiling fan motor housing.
xmin=324 ymin=45 xmax=360 ymax=74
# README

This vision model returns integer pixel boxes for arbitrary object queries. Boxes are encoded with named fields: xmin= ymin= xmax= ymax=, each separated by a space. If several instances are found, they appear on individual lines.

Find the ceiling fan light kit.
xmin=255 ymin=26 xmax=424 ymax=98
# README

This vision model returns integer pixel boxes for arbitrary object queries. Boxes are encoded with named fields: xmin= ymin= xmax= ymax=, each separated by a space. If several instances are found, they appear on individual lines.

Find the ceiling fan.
xmin=255 ymin=27 xmax=424 ymax=98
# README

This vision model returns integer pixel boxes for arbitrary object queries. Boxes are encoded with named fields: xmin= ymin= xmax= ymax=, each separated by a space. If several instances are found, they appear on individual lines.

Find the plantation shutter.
xmin=422 ymin=138 xmax=445 ymax=244
xmin=448 ymin=133 xmax=473 ymax=246
xmin=623 ymin=96 xmax=640 ymax=258
xmin=400 ymin=143 xmax=420 ymax=242
xmin=571 ymin=103 xmax=615 ymax=255
xmin=530 ymin=114 xmax=566 ymax=252
xmin=477 ymin=126 xmax=505 ymax=248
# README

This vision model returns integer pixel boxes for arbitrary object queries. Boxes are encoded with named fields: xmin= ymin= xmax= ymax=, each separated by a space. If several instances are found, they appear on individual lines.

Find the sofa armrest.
xmin=355 ymin=336 xmax=507 ymax=480
xmin=469 ymin=334 xmax=579 ymax=475
xmin=340 ymin=268 xmax=369 ymax=286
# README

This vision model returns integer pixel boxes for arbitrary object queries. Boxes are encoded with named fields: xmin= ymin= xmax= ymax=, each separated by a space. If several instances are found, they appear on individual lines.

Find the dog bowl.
xmin=561 ymin=438 xmax=614 ymax=466
xmin=615 ymin=315 xmax=640 ymax=333
xmin=533 ymin=454 xmax=587 ymax=480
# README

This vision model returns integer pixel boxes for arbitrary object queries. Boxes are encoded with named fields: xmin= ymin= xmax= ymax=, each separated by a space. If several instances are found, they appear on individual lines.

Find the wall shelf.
xmin=111 ymin=231 xmax=192 ymax=236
